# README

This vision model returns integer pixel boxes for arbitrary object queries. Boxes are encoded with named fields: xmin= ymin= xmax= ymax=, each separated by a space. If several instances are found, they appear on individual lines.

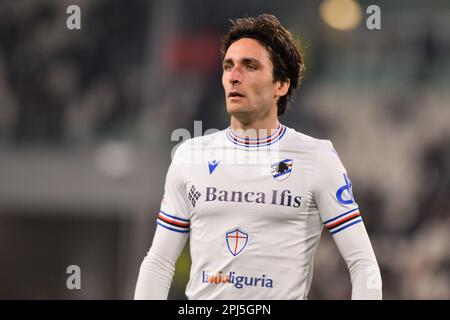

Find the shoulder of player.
xmin=285 ymin=126 xmax=335 ymax=153
xmin=179 ymin=129 xmax=225 ymax=148
xmin=172 ymin=129 xmax=225 ymax=160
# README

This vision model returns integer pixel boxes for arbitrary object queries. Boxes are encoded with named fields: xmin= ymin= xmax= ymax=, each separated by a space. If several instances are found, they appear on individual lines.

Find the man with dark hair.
xmin=135 ymin=14 xmax=382 ymax=300
xmin=221 ymin=14 xmax=304 ymax=116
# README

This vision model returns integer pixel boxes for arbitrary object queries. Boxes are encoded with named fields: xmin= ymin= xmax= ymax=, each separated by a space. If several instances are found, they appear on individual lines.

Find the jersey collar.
xmin=225 ymin=123 xmax=286 ymax=148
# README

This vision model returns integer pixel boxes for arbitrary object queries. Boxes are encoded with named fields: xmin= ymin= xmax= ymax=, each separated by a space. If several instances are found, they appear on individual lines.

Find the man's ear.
xmin=276 ymin=79 xmax=290 ymax=98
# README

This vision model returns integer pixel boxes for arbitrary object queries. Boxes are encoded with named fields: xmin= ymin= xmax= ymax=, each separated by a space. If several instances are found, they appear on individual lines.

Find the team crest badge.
xmin=271 ymin=159 xmax=293 ymax=181
xmin=225 ymin=228 xmax=249 ymax=256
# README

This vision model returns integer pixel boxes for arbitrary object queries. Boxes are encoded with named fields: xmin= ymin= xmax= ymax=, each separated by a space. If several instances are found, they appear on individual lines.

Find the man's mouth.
xmin=228 ymin=92 xmax=245 ymax=98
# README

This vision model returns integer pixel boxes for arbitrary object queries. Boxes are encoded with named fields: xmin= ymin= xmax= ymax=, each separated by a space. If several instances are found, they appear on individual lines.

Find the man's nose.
xmin=229 ymin=67 xmax=241 ymax=85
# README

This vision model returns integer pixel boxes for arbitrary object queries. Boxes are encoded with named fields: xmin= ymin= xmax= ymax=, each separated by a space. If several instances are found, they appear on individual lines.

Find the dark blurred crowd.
xmin=0 ymin=0 xmax=149 ymax=144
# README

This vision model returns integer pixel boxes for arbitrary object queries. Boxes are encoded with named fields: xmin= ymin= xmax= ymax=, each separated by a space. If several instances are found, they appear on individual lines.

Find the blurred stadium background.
xmin=0 ymin=0 xmax=449 ymax=299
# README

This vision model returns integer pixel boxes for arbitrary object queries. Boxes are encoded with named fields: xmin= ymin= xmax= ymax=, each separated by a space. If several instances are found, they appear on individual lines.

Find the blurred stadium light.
xmin=319 ymin=0 xmax=362 ymax=31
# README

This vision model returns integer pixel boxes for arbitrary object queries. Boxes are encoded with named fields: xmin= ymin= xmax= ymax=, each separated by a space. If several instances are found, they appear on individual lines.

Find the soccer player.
xmin=134 ymin=14 xmax=382 ymax=300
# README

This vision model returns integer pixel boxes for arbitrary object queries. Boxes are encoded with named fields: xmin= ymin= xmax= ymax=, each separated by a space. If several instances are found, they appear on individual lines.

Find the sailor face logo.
xmin=225 ymin=228 xmax=249 ymax=256
xmin=271 ymin=159 xmax=293 ymax=181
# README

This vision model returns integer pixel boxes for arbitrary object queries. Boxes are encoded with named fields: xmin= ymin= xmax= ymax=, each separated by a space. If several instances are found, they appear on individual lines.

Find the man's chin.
xmin=226 ymin=103 xmax=252 ymax=116
xmin=227 ymin=107 xmax=254 ymax=125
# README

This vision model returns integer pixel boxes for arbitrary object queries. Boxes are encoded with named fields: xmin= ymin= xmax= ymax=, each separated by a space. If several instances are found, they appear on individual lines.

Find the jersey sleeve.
xmin=134 ymin=144 xmax=191 ymax=300
xmin=134 ymin=225 xmax=188 ymax=299
xmin=156 ymin=143 xmax=191 ymax=233
xmin=314 ymin=140 xmax=382 ymax=299
xmin=314 ymin=140 xmax=361 ymax=234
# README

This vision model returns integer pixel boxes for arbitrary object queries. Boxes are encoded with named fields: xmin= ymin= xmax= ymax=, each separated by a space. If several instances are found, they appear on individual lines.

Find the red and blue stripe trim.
xmin=324 ymin=208 xmax=362 ymax=235
xmin=156 ymin=210 xmax=190 ymax=233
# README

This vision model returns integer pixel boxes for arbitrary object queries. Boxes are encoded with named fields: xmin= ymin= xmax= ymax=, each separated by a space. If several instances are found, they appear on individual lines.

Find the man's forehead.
xmin=224 ymin=38 xmax=271 ymax=61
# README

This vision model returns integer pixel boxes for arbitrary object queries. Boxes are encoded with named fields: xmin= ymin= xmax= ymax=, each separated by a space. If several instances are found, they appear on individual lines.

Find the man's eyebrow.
xmin=223 ymin=57 xmax=261 ymax=65
xmin=241 ymin=57 xmax=261 ymax=65
xmin=223 ymin=58 xmax=234 ymax=65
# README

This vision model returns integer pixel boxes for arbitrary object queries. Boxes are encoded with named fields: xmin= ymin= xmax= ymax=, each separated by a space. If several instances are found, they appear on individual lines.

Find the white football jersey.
xmin=155 ymin=123 xmax=367 ymax=299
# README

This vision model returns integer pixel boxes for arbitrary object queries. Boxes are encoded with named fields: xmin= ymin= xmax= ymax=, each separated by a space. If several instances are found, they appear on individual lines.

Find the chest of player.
xmin=183 ymin=156 xmax=315 ymax=221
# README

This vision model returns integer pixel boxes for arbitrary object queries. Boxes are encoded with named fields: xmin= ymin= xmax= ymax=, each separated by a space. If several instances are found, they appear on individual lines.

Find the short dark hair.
xmin=221 ymin=14 xmax=305 ymax=116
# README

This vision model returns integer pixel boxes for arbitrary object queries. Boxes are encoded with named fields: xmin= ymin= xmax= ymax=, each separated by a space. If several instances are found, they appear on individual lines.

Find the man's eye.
xmin=246 ymin=65 xmax=256 ymax=70
xmin=223 ymin=65 xmax=233 ymax=71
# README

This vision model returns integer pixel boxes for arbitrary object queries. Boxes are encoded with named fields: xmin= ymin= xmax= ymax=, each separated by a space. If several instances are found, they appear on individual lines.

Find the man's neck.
xmin=230 ymin=116 xmax=280 ymax=139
